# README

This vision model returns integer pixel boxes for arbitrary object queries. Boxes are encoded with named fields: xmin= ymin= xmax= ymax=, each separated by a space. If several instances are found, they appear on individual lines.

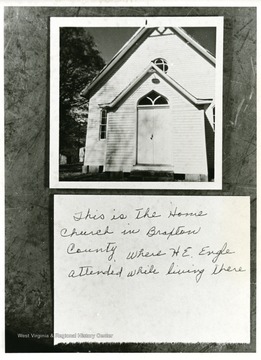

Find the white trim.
xmin=100 ymin=62 xmax=213 ymax=109
xmin=205 ymin=101 xmax=215 ymax=130
xmin=82 ymin=25 xmax=216 ymax=97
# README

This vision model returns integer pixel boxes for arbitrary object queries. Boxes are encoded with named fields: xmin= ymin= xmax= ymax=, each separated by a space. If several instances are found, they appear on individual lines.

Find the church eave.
xmin=98 ymin=62 xmax=213 ymax=109
xmin=81 ymin=26 xmax=216 ymax=99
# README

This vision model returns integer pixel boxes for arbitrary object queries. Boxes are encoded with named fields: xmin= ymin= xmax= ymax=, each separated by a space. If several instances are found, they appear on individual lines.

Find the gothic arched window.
xmin=138 ymin=90 xmax=168 ymax=106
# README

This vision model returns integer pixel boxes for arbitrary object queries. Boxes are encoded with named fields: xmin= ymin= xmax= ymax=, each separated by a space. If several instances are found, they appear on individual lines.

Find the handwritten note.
xmin=54 ymin=195 xmax=250 ymax=344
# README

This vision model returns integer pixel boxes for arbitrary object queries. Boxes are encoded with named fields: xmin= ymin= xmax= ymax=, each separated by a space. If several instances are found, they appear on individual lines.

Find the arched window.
xmin=99 ymin=109 xmax=107 ymax=139
xmin=138 ymin=90 xmax=168 ymax=106
xmin=153 ymin=58 xmax=168 ymax=73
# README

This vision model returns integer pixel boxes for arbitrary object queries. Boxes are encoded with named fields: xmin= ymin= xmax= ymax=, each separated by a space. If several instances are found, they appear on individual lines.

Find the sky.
xmin=87 ymin=27 xmax=216 ymax=64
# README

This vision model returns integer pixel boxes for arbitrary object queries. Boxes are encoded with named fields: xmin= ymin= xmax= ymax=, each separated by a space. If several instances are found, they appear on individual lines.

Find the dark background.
xmin=5 ymin=6 xmax=256 ymax=352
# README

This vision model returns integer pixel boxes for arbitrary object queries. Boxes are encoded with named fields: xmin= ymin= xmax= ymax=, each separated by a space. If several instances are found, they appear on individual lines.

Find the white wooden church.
xmin=81 ymin=27 xmax=215 ymax=181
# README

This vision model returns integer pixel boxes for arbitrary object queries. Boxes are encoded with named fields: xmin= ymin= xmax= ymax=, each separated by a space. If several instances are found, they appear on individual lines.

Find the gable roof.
xmin=81 ymin=26 xmax=216 ymax=98
xmin=98 ymin=62 xmax=213 ymax=109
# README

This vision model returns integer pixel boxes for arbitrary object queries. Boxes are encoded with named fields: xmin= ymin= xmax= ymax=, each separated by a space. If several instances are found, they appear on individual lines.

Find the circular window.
xmin=153 ymin=58 xmax=168 ymax=73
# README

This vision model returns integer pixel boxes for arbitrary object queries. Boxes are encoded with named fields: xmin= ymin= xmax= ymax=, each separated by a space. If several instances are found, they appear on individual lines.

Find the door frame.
xmin=135 ymin=104 xmax=170 ymax=166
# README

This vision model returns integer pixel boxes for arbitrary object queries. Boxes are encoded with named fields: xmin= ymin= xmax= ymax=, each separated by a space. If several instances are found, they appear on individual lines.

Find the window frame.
xmin=99 ymin=108 xmax=107 ymax=140
xmin=138 ymin=90 xmax=169 ymax=107
xmin=153 ymin=58 xmax=169 ymax=73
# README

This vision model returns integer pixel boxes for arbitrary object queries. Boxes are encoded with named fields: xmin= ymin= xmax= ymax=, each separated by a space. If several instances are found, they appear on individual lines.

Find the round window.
xmin=153 ymin=58 xmax=168 ymax=73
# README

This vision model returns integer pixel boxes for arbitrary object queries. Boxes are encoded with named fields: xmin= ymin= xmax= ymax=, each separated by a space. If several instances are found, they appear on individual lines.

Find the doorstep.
xmin=132 ymin=164 xmax=174 ymax=172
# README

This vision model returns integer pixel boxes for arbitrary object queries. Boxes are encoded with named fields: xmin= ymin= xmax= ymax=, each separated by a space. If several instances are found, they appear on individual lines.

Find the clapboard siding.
xmin=90 ymin=30 xmax=214 ymax=109
xmin=83 ymin=28 xmax=213 ymax=176
xmin=172 ymin=110 xmax=207 ymax=174
xmin=103 ymin=72 xmax=208 ymax=175
xmin=83 ymin=103 xmax=106 ymax=165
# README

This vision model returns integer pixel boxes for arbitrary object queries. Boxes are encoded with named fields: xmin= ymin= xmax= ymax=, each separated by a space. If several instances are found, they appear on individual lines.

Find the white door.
xmin=137 ymin=106 xmax=172 ymax=165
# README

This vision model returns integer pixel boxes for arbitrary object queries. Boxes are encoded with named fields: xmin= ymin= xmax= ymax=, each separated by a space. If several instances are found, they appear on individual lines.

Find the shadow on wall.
xmin=205 ymin=115 xmax=215 ymax=181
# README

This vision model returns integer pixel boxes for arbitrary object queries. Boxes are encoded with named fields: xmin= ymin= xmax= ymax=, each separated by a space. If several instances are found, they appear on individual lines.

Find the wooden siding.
xmin=90 ymin=30 xmax=215 ymax=109
xmin=84 ymin=30 xmax=213 ymax=173
xmin=104 ymin=73 xmax=208 ymax=175
xmin=83 ymin=108 xmax=106 ymax=165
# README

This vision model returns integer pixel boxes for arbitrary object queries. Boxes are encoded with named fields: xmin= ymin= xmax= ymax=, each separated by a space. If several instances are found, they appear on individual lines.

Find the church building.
xmin=81 ymin=27 xmax=215 ymax=181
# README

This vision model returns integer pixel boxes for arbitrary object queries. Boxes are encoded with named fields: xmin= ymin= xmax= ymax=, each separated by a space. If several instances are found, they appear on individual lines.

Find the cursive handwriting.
xmin=111 ymin=211 xmax=127 ymax=220
xmin=146 ymin=225 xmax=201 ymax=239
xmin=61 ymin=204 xmax=247 ymax=284
xmin=73 ymin=209 xmax=105 ymax=221
xmin=68 ymin=265 xmax=123 ymax=278
xmin=127 ymin=264 xmax=159 ymax=277
xmin=166 ymin=262 xmax=205 ymax=283
xmin=126 ymin=248 xmax=166 ymax=260
xmin=67 ymin=242 xmax=117 ymax=261
xmin=60 ymin=225 xmax=113 ymax=237
xmin=121 ymin=228 xmax=140 ymax=235
xmin=135 ymin=207 xmax=161 ymax=220
xmin=211 ymin=263 xmax=246 ymax=275
xmin=199 ymin=242 xmax=235 ymax=263
xmin=168 ymin=207 xmax=207 ymax=218
xmin=169 ymin=246 xmax=192 ymax=257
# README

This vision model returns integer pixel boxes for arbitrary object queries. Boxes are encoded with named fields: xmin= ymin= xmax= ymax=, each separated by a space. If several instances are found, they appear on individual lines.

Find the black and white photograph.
xmin=4 ymin=2 xmax=257 ymax=356
xmin=50 ymin=17 xmax=223 ymax=189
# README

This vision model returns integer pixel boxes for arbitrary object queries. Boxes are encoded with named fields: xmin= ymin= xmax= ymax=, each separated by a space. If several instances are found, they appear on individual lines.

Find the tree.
xmin=59 ymin=28 xmax=105 ymax=161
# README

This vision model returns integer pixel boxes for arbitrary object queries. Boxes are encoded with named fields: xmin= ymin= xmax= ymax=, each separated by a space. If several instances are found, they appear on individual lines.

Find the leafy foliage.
xmin=59 ymin=28 xmax=105 ymax=159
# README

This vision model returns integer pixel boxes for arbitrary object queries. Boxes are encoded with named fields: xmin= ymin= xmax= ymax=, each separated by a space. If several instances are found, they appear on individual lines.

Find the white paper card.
xmin=54 ymin=195 xmax=250 ymax=344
